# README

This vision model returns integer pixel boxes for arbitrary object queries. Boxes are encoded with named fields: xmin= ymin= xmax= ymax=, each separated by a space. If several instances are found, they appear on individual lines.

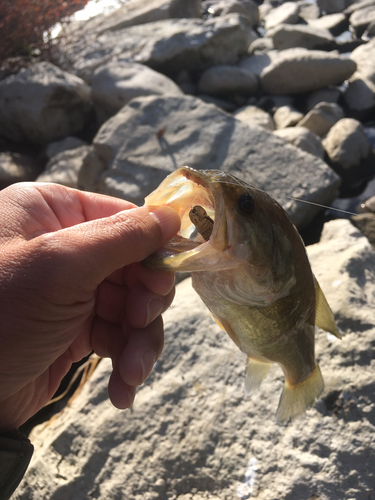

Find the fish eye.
xmin=238 ymin=193 xmax=254 ymax=215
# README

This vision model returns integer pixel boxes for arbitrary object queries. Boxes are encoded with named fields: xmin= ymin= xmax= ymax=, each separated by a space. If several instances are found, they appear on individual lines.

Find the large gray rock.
xmin=14 ymin=219 xmax=375 ymax=500
xmin=93 ymin=0 xmax=201 ymax=33
xmin=62 ymin=14 xmax=254 ymax=82
xmin=91 ymin=62 xmax=184 ymax=124
xmin=259 ymin=49 xmax=356 ymax=95
xmin=197 ymin=64 xmax=258 ymax=97
xmin=0 ymin=62 xmax=91 ymax=145
xmin=78 ymin=94 xmax=339 ymax=229
xmin=268 ymin=24 xmax=336 ymax=51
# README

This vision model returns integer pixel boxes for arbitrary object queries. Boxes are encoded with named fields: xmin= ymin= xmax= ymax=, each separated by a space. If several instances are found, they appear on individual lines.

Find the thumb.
xmin=36 ymin=205 xmax=180 ymax=287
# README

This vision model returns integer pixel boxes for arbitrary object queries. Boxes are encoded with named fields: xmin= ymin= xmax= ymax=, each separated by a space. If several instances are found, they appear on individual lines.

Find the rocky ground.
xmin=1 ymin=0 xmax=375 ymax=498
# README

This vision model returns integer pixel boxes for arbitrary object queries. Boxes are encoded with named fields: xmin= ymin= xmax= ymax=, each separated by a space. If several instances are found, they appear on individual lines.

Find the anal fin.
xmin=314 ymin=276 xmax=341 ymax=339
xmin=276 ymin=364 xmax=324 ymax=422
xmin=245 ymin=357 xmax=272 ymax=395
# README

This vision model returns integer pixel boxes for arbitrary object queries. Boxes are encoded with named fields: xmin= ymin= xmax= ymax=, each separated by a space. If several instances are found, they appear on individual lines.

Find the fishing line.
xmin=286 ymin=197 xmax=357 ymax=216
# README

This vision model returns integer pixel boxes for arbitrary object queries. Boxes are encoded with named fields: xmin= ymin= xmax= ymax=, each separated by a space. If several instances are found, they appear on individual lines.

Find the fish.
xmin=144 ymin=166 xmax=341 ymax=422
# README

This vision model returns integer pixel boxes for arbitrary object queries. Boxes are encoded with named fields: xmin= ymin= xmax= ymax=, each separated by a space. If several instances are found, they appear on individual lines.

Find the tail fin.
xmin=276 ymin=364 xmax=324 ymax=422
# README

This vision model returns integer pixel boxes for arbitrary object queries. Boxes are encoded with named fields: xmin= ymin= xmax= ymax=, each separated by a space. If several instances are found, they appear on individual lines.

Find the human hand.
xmin=0 ymin=182 xmax=180 ymax=433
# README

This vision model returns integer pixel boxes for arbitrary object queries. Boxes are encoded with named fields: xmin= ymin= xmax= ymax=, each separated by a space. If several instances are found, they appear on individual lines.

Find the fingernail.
xmin=149 ymin=206 xmax=180 ymax=239
xmin=146 ymin=297 xmax=164 ymax=326
xmin=140 ymin=350 xmax=157 ymax=383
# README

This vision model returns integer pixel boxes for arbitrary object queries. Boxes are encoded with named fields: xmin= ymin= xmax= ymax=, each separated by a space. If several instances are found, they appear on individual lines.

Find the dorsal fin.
xmin=314 ymin=276 xmax=341 ymax=339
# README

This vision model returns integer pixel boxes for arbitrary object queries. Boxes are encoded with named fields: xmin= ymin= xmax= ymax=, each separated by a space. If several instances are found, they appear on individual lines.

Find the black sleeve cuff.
xmin=0 ymin=429 xmax=34 ymax=500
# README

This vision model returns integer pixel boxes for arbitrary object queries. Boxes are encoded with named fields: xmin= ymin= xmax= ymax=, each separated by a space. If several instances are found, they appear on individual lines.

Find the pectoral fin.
xmin=314 ymin=276 xmax=341 ymax=339
xmin=245 ymin=357 xmax=272 ymax=395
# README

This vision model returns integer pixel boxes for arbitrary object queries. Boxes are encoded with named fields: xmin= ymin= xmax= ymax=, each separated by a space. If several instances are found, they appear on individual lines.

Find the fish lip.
xmin=144 ymin=167 xmax=229 ymax=268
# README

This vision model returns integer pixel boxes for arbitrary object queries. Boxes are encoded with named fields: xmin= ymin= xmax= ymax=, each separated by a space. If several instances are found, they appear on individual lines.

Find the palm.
xmin=0 ymin=182 xmax=179 ymax=432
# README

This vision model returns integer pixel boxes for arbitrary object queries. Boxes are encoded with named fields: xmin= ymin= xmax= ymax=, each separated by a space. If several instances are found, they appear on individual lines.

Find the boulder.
xmin=197 ymin=65 xmax=258 ymax=97
xmin=297 ymin=102 xmax=345 ymax=137
xmin=273 ymin=105 xmax=304 ymax=129
xmin=259 ymin=49 xmax=356 ymax=95
xmin=91 ymin=62 xmax=184 ymax=124
xmin=349 ymin=37 xmax=375 ymax=83
xmin=239 ymin=51 xmax=279 ymax=76
xmin=233 ymin=105 xmax=275 ymax=131
xmin=305 ymin=87 xmax=341 ymax=112
xmin=322 ymin=118 xmax=375 ymax=195
xmin=268 ymin=24 xmax=336 ymax=51
xmin=220 ymin=0 xmax=259 ymax=27
xmin=297 ymin=1 xmax=320 ymax=21
xmin=307 ymin=13 xmax=348 ymax=36
xmin=62 ymin=14 xmax=255 ymax=82
xmin=67 ymin=0 xmax=202 ymax=35
xmin=0 ymin=152 xmax=42 ymax=189
xmin=0 ymin=62 xmax=91 ymax=145
xmin=316 ymin=0 xmax=347 ymax=14
xmin=37 ymin=146 xmax=91 ymax=188
xmin=351 ymin=213 xmax=375 ymax=247
xmin=343 ymin=78 xmax=375 ymax=121
xmin=273 ymin=127 xmax=325 ymax=159
xmin=78 ymin=94 xmax=340 ymax=229
xmin=263 ymin=2 xmax=300 ymax=30
xmin=344 ymin=39 xmax=375 ymax=118
xmin=15 ymin=219 xmax=375 ymax=500
xmin=45 ymin=137 xmax=88 ymax=161
xmin=349 ymin=4 xmax=375 ymax=37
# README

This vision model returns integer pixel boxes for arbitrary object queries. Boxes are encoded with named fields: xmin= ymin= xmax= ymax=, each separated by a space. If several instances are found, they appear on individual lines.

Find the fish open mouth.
xmin=144 ymin=167 xmax=230 ymax=272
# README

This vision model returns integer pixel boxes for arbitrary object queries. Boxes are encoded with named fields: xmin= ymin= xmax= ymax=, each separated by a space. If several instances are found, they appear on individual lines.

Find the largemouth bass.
xmin=145 ymin=166 xmax=341 ymax=421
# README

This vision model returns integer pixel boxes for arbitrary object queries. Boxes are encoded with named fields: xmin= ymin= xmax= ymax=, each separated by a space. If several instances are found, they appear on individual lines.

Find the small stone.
xmin=343 ymin=78 xmax=375 ymax=121
xmin=37 ymin=146 xmax=91 ymax=188
xmin=268 ymin=24 xmax=336 ymax=51
xmin=273 ymin=105 xmax=304 ymax=129
xmin=297 ymin=102 xmax=344 ymax=137
xmin=260 ymin=49 xmax=356 ymax=95
xmin=351 ymin=213 xmax=375 ymax=247
xmin=221 ymin=0 xmax=259 ymax=27
xmin=322 ymin=118 xmax=375 ymax=195
xmin=273 ymin=127 xmax=325 ymax=158
xmin=197 ymin=65 xmax=258 ymax=97
xmin=233 ymin=105 xmax=275 ymax=130
xmin=306 ymin=87 xmax=342 ymax=112
xmin=349 ymin=4 xmax=375 ymax=37
xmin=308 ymin=13 xmax=348 ymax=36
xmin=264 ymin=2 xmax=300 ymax=30
xmin=0 ymin=152 xmax=41 ymax=189
xmin=45 ymin=137 xmax=88 ymax=161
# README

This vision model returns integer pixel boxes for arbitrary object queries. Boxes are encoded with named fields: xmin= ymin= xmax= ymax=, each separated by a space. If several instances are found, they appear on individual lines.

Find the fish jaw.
xmin=144 ymin=167 xmax=234 ymax=272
